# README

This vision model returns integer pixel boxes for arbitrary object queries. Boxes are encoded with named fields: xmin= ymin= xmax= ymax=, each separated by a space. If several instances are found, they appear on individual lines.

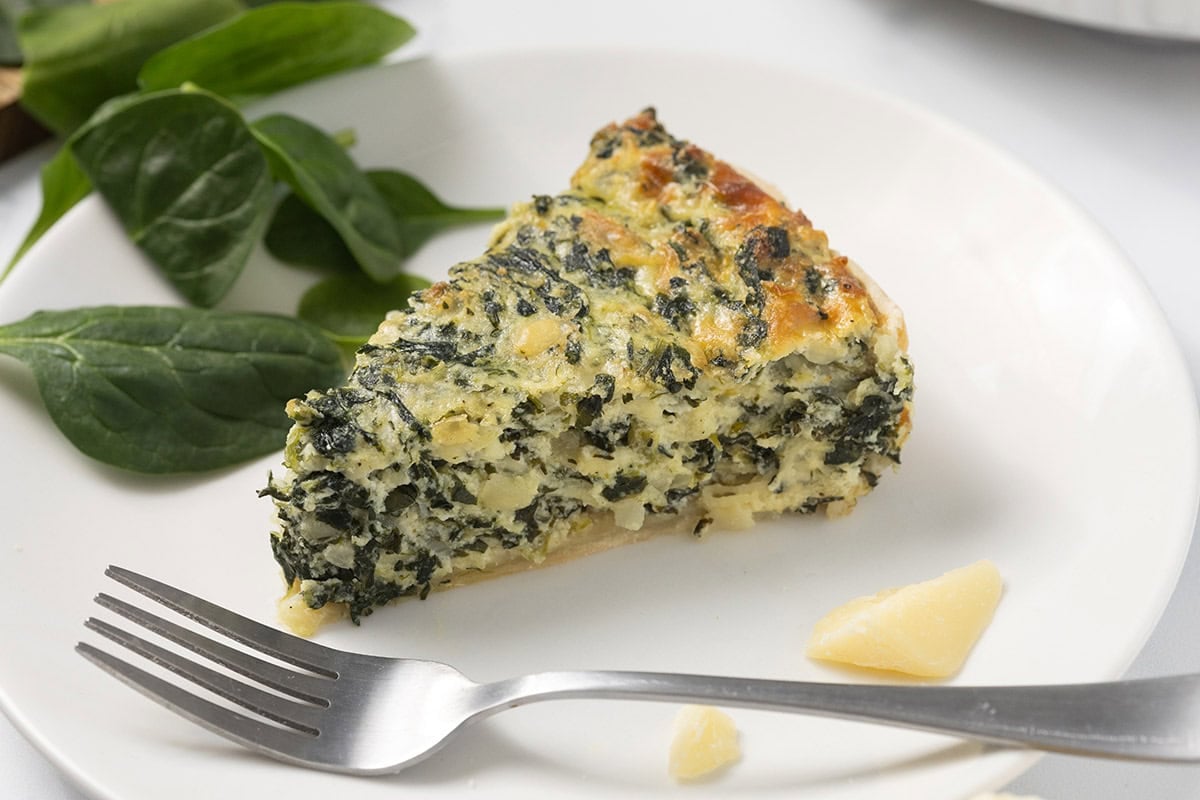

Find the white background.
xmin=1 ymin=0 xmax=1198 ymax=797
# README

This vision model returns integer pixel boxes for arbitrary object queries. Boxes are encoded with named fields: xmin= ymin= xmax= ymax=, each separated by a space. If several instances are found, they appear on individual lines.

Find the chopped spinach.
xmin=645 ymin=343 xmax=699 ymax=393
xmin=561 ymin=241 xmax=636 ymax=290
xmin=652 ymin=291 xmax=696 ymax=330
xmin=601 ymin=472 xmax=647 ymax=502
xmin=575 ymin=373 xmax=616 ymax=427
xmin=737 ymin=317 xmax=768 ymax=348
xmin=484 ymin=246 xmax=588 ymax=319
xmin=823 ymin=390 xmax=905 ymax=466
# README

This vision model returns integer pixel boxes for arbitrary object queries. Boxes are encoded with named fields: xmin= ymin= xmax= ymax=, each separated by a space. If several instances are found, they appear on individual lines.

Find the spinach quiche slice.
xmin=266 ymin=109 xmax=914 ymax=622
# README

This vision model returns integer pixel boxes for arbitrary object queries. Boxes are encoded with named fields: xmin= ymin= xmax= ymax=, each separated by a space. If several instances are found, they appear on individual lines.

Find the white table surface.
xmin=2 ymin=1 xmax=1198 ymax=797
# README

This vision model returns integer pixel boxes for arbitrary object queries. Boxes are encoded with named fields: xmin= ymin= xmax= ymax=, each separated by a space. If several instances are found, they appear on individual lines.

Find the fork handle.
xmin=475 ymin=671 xmax=1200 ymax=762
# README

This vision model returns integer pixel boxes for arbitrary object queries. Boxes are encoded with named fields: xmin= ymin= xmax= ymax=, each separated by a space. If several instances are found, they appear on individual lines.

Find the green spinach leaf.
xmin=298 ymin=272 xmax=430 ymax=342
xmin=69 ymin=89 xmax=274 ymax=307
xmin=139 ymin=1 xmax=416 ymax=99
xmin=265 ymin=169 xmax=504 ymax=272
xmin=0 ymin=22 xmax=13 ymax=66
xmin=371 ymin=170 xmax=505 ymax=256
xmin=263 ymin=191 xmax=360 ymax=275
xmin=1 ymin=0 xmax=87 ymax=66
xmin=0 ymin=4 xmax=19 ymax=65
xmin=6 ymin=89 xmax=193 ymax=277
xmin=0 ymin=306 xmax=345 ymax=473
xmin=2 ymin=145 xmax=91 ymax=280
xmin=251 ymin=113 xmax=404 ymax=282
xmin=17 ymin=0 xmax=241 ymax=134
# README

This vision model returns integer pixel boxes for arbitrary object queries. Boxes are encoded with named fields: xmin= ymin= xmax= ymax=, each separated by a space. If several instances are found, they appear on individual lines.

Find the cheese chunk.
xmin=276 ymin=580 xmax=346 ymax=637
xmin=806 ymin=560 xmax=1003 ymax=678
xmin=668 ymin=705 xmax=741 ymax=781
xmin=266 ymin=109 xmax=914 ymax=621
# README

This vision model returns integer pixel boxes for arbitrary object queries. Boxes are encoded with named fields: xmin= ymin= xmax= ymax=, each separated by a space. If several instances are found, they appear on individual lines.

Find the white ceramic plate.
xmin=0 ymin=50 xmax=1196 ymax=800
xmin=974 ymin=0 xmax=1200 ymax=39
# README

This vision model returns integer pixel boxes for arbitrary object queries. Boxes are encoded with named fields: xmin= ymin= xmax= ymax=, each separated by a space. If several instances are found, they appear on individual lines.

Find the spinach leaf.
xmin=5 ymin=89 xmax=189 ymax=277
xmin=371 ymin=170 xmax=506 ymax=256
xmin=1 ymin=0 xmax=87 ymax=66
xmin=139 ymin=1 xmax=416 ymax=99
xmin=251 ymin=113 xmax=404 ymax=282
xmin=264 ymin=169 xmax=504 ymax=272
xmin=263 ymin=191 xmax=360 ymax=275
xmin=2 ymin=145 xmax=91 ymax=280
xmin=69 ymin=89 xmax=274 ymax=307
xmin=17 ymin=0 xmax=242 ymax=135
xmin=0 ymin=23 xmax=13 ymax=66
xmin=0 ymin=5 xmax=18 ymax=66
xmin=0 ymin=306 xmax=345 ymax=473
xmin=298 ymin=272 xmax=431 ymax=341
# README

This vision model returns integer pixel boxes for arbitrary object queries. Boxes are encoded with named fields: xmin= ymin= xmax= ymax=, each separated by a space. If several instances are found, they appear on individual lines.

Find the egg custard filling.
xmin=265 ymin=109 xmax=914 ymax=622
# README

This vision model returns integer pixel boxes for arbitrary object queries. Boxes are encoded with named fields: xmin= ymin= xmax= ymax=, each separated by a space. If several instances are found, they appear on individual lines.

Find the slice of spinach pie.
xmin=265 ymin=108 xmax=914 ymax=622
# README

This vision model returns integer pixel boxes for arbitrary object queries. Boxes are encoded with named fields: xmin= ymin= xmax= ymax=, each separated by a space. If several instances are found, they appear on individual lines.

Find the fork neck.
xmin=468 ymin=669 xmax=786 ymax=715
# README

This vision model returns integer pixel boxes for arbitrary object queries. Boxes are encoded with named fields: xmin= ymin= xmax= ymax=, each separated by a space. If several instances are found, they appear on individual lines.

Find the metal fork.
xmin=78 ymin=565 xmax=1200 ymax=775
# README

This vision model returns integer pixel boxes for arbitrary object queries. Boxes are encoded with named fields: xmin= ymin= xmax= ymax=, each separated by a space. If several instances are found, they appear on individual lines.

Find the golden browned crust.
xmin=574 ymin=109 xmax=900 ymax=371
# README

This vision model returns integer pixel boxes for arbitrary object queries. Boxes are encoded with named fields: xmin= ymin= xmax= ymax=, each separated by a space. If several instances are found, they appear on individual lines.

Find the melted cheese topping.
xmin=267 ymin=109 xmax=914 ymax=621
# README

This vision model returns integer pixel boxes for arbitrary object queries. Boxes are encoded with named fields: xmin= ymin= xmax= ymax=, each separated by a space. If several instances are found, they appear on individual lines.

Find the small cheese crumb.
xmin=806 ymin=560 xmax=1003 ymax=678
xmin=668 ymin=705 xmax=741 ymax=781
xmin=277 ymin=580 xmax=346 ymax=638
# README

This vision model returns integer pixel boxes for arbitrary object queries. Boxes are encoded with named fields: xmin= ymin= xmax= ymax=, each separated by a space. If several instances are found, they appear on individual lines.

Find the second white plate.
xmin=976 ymin=0 xmax=1200 ymax=39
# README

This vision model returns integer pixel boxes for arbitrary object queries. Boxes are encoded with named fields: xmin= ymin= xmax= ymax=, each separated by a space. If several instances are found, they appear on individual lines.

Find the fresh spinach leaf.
xmin=17 ymin=0 xmax=242 ymax=135
xmin=0 ymin=22 xmax=14 ymax=66
xmin=1 ymin=0 xmax=85 ymax=65
xmin=2 ymin=145 xmax=91 ymax=280
xmin=0 ymin=0 xmax=84 ymax=65
xmin=6 ymin=89 xmax=187 ymax=277
xmin=69 ymin=89 xmax=274 ymax=307
xmin=139 ymin=1 xmax=416 ymax=99
xmin=0 ymin=5 xmax=18 ymax=65
xmin=298 ymin=272 xmax=430 ymax=341
xmin=0 ymin=306 xmax=345 ymax=473
xmin=251 ymin=113 xmax=404 ymax=282
xmin=370 ymin=170 xmax=505 ymax=256
xmin=263 ymin=191 xmax=360 ymax=275
xmin=264 ymin=169 xmax=504 ymax=272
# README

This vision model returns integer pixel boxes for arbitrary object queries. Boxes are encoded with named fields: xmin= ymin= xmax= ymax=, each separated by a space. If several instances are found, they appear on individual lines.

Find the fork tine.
xmin=76 ymin=642 xmax=322 ymax=766
xmin=85 ymin=617 xmax=323 ymax=734
xmin=95 ymin=592 xmax=333 ymax=705
xmin=104 ymin=565 xmax=338 ymax=676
